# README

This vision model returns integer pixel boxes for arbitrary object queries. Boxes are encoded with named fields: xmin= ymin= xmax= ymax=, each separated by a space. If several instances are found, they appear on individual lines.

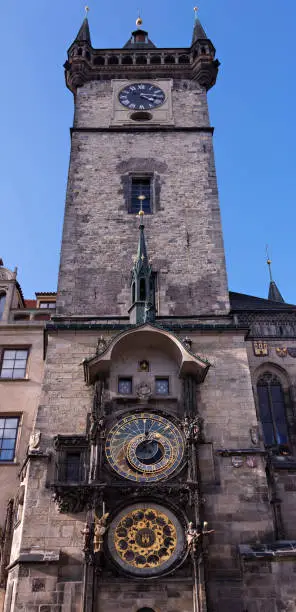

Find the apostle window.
xmin=118 ymin=377 xmax=133 ymax=395
xmin=155 ymin=378 xmax=169 ymax=395
xmin=0 ymin=349 xmax=29 ymax=379
xmin=130 ymin=177 xmax=152 ymax=214
xmin=257 ymin=372 xmax=289 ymax=448
xmin=0 ymin=417 xmax=19 ymax=462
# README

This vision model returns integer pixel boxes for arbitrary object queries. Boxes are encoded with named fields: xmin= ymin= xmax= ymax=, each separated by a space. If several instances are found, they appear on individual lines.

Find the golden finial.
xmin=85 ymin=6 xmax=90 ymax=16
xmin=266 ymin=245 xmax=273 ymax=282
xmin=136 ymin=10 xmax=143 ymax=28
xmin=194 ymin=7 xmax=199 ymax=21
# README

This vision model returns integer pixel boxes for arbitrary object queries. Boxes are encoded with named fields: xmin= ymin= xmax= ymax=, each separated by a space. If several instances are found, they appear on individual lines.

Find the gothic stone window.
xmin=0 ymin=417 xmax=19 ymax=462
xmin=130 ymin=177 xmax=152 ymax=214
xmin=257 ymin=372 xmax=289 ymax=448
xmin=0 ymin=349 xmax=29 ymax=379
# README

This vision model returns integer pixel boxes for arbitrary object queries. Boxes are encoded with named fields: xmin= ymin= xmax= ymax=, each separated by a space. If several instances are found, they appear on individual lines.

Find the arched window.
xmin=257 ymin=372 xmax=289 ymax=448
xmin=179 ymin=55 xmax=190 ymax=64
xmin=122 ymin=55 xmax=133 ymax=65
xmin=164 ymin=55 xmax=175 ymax=64
xmin=137 ymin=609 xmax=156 ymax=612
xmin=0 ymin=293 xmax=6 ymax=320
xmin=136 ymin=55 xmax=147 ymax=65
xmin=108 ymin=56 xmax=119 ymax=65
xmin=94 ymin=56 xmax=105 ymax=66
xmin=150 ymin=55 xmax=161 ymax=65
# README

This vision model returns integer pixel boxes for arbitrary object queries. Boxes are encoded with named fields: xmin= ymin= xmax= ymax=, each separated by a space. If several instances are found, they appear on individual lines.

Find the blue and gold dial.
xmin=105 ymin=413 xmax=184 ymax=482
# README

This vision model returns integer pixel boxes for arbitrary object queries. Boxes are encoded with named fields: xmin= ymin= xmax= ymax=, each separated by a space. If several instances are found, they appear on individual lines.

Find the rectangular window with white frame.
xmin=0 ymin=349 xmax=29 ymax=379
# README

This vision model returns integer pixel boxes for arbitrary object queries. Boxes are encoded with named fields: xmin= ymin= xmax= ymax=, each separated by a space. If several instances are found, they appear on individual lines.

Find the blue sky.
xmin=1 ymin=0 xmax=296 ymax=303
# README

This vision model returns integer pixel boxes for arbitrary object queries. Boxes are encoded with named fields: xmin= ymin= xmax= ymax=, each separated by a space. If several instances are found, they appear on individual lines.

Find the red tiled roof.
xmin=24 ymin=299 xmax=37 ymax=308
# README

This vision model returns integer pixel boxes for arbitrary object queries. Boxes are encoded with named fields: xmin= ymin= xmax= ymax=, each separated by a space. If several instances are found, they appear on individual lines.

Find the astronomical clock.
xmin=103 ymin=409 xmax=187 ymax=577
xmin=105 ymin=413 xmax=184 ymax=483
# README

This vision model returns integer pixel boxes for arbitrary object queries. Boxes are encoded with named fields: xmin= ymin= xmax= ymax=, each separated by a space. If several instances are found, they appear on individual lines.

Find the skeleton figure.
xmin=94 ymin=513 xmax=109 ymax=553
xmin=183 ymin=416 xmax=201 ymax=443
xmin=186 ymin=522 xmax=201 ymax=552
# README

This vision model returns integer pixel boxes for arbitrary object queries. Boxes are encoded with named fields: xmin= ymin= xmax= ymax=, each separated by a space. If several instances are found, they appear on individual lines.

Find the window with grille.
xmin=0 ymin=417 xmax=19 ymax=462
xmin=0 ymin=349 xmax=29 ymax=379
xmin=257 ymin=372 xmax=289 ymax=447
xmin=130 ymin=177 xmax=152 ymax=214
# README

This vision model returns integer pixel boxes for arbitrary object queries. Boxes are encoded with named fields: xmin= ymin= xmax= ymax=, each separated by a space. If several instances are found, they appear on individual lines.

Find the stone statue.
xmin=81 ymin=522 xmax=91 ymax=553
xmin=96 ymin=336 xmax=107 ymax=355
xmin=94 ymin=512 xmax=109 ymax=553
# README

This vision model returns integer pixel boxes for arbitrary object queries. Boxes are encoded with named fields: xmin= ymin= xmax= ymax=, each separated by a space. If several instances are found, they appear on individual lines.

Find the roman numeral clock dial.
xmin=119 ymin=83 xmax=166 ymax=110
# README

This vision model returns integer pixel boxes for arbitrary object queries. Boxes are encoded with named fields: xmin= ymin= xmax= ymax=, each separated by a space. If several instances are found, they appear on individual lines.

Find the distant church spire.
xmin=266 ymin=249 xmax=285 ymax=303
xmin=192 ymin=7 xmax=207 ymax=43
xmin=129 ymin=203 xmax=156 ymax=324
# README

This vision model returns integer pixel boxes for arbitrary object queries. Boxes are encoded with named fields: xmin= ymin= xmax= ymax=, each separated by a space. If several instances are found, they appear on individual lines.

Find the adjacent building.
xmin=2 ymin=11 xmax=296 ymax=612
xmin=0 ymin=263 xmax=56 ymax=610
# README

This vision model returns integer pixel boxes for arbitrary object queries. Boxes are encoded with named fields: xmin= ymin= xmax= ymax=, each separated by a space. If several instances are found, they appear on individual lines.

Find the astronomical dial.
xmin=107 ymin=503 xmax=185 ymax=577
xmin=118 ymin=83 xmax=166 ymax=110
xmin=105 ymin=413 xmax=184 ymax=482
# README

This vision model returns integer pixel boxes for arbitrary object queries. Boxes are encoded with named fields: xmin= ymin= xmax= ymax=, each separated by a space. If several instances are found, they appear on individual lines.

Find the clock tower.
xmin=5 ymin=11 xmax=282 ymax=612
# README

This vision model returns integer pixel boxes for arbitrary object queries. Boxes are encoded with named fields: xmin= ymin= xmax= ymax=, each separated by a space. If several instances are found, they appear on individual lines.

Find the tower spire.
xmin=75 ymin=8 xmax=91 ymax=44
xmin=266 ymin=247 xmax=285 ymax=303
xmin=192 ymin=6 xmax=207 ymax=43
xmin=129 ymin=202 xmax=156 ymax=324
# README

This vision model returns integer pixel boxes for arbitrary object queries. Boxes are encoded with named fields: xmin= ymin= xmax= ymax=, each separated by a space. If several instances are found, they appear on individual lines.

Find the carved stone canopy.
xmin=0 ymin=267 xmax=15 ymax=282
xmin=83 ymin=324 xmax=210 ymax=385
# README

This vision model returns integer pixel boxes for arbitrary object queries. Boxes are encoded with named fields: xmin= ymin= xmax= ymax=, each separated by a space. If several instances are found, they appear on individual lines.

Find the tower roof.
xmin=266 ymin=255 xmax=285 ymax=303
xmin=192 ymin=8 xmax=207 ymax=43
xmin=123 ymin=29 xmax=156 ymax=50
xmin=75 ymin=17 xmax=91 ymax=45
xmin=268 ymin=281 xmax=285 ymax=303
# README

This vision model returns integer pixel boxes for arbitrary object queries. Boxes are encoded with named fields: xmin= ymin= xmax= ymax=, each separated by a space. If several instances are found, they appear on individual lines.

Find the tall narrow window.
xmin=65 ymin=453 xmax=81 ymax=483
xmin=140 ymin=279 xmax=146 ymax=301
xmin=130 ymin=177 xmax=152 ymax=214
xmin=257 ymin=373 xmax=289 ymax=447
xmin=0 ymin=349 xmax=29 ymax=379
xmin=0 ymin=293 xmax=6 ymax=320
xmin=0 ymin=417 xmax=19 ymax=462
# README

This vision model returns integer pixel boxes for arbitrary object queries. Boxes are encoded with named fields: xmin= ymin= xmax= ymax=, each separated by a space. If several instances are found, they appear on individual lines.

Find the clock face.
xmin=118 ymin=83 xmax=166 ymax=110
xmin=105 ymin=413 xmax=184 ymax=482
xmin=107 ymin=503 xmax=185 ymax=577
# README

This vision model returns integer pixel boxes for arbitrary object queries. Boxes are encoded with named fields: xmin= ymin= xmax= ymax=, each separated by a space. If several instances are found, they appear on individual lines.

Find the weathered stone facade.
xmin=4 ymin=13 xmax=296 ymax=612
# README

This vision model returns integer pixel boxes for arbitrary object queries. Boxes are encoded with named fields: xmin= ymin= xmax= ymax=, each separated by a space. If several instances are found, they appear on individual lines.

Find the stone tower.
xmin=6 ymin=11 xmax=296 ymax=612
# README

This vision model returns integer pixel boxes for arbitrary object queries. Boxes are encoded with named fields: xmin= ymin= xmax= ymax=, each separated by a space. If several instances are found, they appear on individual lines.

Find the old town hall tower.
xmin=5 ymin=10 xmax=296 ymax=612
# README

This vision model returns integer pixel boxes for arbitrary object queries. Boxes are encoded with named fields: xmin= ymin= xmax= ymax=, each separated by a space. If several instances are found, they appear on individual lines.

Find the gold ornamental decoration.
xmin=253 ymin=341 xmax=269 ymax=356
xmin=114 ymin=507 xmax=177 ymax=569
xmin=108 ymin=503 xmax=185 ymax=576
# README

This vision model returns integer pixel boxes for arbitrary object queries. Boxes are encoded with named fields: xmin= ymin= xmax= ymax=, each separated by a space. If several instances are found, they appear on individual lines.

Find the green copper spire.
xmin=129 ymin=204 xmax=156 ymax=324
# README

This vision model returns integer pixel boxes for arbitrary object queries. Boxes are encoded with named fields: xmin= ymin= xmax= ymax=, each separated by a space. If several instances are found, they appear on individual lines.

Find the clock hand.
xmin=139 ymin=94 xmax=155 ymax=102
xmin=140 ymin=93 xmax=164 ymax=99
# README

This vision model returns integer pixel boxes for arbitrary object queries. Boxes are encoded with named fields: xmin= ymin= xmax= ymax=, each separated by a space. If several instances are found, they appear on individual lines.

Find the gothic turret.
xmin=129 ymin=207 xmax=155 ymax=325
xmin=65 ymin=10 xmax=93 ymax=92
xmin=191 ymin=7 xmax=220 ymax=90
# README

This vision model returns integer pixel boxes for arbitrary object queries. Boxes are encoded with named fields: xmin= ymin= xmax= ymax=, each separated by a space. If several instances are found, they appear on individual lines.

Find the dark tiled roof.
xmin=229 ymin=291 xmax=296 ymax=312
xmin=35 ymin=292 xmax=57 ymax=297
